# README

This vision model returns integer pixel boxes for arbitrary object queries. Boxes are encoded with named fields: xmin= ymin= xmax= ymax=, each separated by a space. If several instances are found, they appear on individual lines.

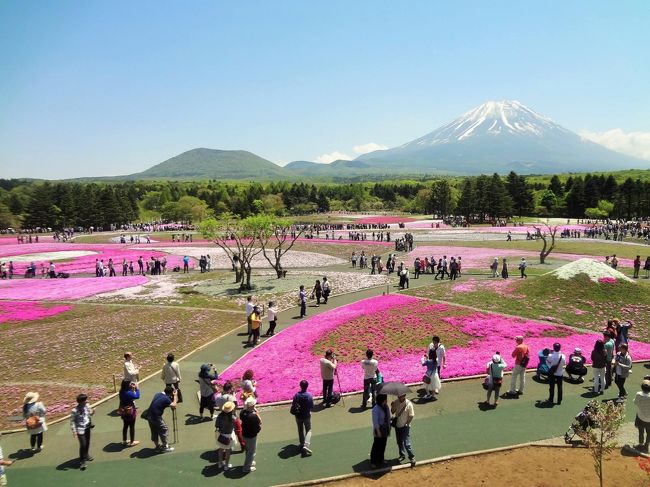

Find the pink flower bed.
xmin=0 ymin=301 xmax=73 ymax=323
xmin=219 ymin=294 xmax=650 ymax=403
xmin=0 ymin=243 xmax=190 ymax=275
xmin=405 ymin=245 xmax=634 ymax=269
xmin=451 ymin=278 xmax=522 ymax=297
xmin=354 ymin=216 xmax=417 ymax=225
xmin=0 ymin=276 xmax=148 ymax=301
xmin=598 ymin=277 xmax=617 ymax=284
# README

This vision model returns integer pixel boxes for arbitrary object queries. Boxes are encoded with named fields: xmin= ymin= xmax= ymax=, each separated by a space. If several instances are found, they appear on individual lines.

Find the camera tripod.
xmin=172 ymin=408 xmax=178 ymax=444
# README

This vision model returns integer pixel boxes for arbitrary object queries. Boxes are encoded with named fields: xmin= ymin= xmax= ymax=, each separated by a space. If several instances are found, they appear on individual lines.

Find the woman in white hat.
xmin=484 ymin=354 xmax=507 ymax=407
xmin=22 ymin=391 xmax=47 ymax=451
xmin=215 ymin=401 xmax=236 ymax=471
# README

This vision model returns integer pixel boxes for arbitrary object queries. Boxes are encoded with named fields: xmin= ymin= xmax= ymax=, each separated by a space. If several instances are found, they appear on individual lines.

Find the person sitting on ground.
xmin=566 ymin=348 xmax=588 ymax=382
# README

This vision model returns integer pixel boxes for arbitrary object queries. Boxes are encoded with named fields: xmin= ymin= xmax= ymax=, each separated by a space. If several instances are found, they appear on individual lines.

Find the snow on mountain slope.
xmin=400 ymin=100 xmax=567 ymax=148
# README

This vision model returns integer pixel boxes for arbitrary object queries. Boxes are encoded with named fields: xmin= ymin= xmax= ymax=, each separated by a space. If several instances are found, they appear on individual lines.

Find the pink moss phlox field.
xmin=354 ymin=216 xmax=417 ymax=225
xmin=452 ymin=278 xmax=522 ymax=297
xmin=0 ymin=301 xmax=72 ymax=323
xmin=218 ymin=295 xmax=650 ymax=403
xmin=406 ymin=245 xmax=634 ymax=269
xmin=0 ymin=242 xmax=189 ymax=275
xmin=0 ymin=276 xmax=148 ymax=300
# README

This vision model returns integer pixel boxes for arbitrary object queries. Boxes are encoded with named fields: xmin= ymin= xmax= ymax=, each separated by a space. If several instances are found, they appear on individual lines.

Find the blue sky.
xmin=1 ymin=1 xmax=649 ymax=178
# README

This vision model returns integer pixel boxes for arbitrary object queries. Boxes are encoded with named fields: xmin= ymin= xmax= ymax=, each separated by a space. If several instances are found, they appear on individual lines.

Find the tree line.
xmin=1 ymin=171 xmax=649 ymax=230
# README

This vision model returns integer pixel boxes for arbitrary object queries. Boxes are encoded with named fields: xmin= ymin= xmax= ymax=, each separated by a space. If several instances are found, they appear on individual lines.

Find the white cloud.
xmin=352 ymin=142 xmax=388 ymax=155
xmin=580 ymin=129 xmax=650 ymax=161
xmin=315 ymin=151 xmax=353 ymax=164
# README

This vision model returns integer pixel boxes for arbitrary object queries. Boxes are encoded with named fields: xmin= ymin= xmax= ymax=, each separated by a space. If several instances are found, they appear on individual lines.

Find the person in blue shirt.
xmin=183 ymin=255 xmax=190 ymax=273
xmin=291 ymin=380 xmax=314 ymax=456
xmin=370 ymin=393 xmax=390 ymax=468
xmin=147 ymin=386 xmax=177 ymax=453
xmin=118 ymin=381 xmax=140 ymax=447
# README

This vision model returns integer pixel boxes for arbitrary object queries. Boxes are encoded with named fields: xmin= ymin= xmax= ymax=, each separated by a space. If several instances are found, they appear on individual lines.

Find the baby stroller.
xmin=564 ymin=404 xmax=598 ymax=445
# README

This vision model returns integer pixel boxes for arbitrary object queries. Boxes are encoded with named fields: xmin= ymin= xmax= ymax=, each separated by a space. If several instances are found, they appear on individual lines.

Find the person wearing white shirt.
xmin=634 ymin=380 xmax=650 ymax=451
xmin=245 ymin=296 xmax=255 ymax=336
xmin=428 ymin=336 xmax=446 ymax=378
xmin=161 ymin=353 xmax=182 ymax=402
xmin=123 ymin=352 xmax=140 ymax=384
xmin=266 ymin=301 xmax=278 ymax=336
xmin=545 ymin=343 xmax=566 ymax=405
xmin=361 ymin=349 xmax=379 ymax=408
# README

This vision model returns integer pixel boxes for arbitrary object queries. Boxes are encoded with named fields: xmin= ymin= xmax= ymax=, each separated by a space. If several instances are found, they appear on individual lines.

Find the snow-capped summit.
xmin=355 ymin=100 xmax=648 ymax=174
xmin=401 ymin=100 xmax=565 ymax=148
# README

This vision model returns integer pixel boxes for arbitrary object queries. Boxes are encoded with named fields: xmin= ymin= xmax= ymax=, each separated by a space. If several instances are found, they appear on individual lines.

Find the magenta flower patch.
xmin=219 ymin=294 xmax=650 ymax=404
xmin=0 ymin=301 xmax=72 ymax=323
xmin=0 ymin=276 xmax=148 ymax=300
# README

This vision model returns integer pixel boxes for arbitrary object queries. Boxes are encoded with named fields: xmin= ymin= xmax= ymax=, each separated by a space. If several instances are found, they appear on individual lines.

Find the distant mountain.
xmin=128 ymin=148 xmax=289 ymax=180
xmin=355 ymin=100 xmax=649 ymax=174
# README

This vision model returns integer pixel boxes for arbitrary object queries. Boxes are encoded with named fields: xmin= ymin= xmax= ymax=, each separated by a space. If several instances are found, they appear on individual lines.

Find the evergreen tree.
xmin=456 ymin=179 xmax=475 ymax=220
xmin=548 ymin=175 xmax=564 ymax=197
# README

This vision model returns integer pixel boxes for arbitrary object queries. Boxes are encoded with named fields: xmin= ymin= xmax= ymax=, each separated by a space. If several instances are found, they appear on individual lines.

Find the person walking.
xmin=146 ymin=386 xmax=177 ymax=453
xmin=614 ymin=343 xmax=632 ymax=399
xmin=490 ymin=257 xmax=499 ymax=278
xmin=484 ymin=353 xmax=506 ymax=407
xmin=428 ymin=335 xmax=446 ymax=384
xmin=245 ymin=296 xmax=255 ymax=337
xmin=240 ymin=397 xmax=262 ymax=473
xmin=118 ymin=381 xmax=140 ymax=447
xmin=370 ymin=394 xmax=390 ymax=468
xmin=291 ymin=380 xmax=314 ymax=456
xmin=421 ymin=354 xmax=441 ymax=400
xmin=122 ymin=352 xmax=140 ymax=384
xmin=634 ymin=380 xmax=650 ymax=452
xmin=507 ymin=336 xmax=530 ymax=396
xmin=22 ymin=392 xmax=47 ymax=452
xmin=501 ymin=258 xmax=509 ymax=279
xmin=183 ymin=255 xmax=189 ymax=273
xmin=604 ymin=331 xmax=615 ymax=389
xmin=545 ymin=343 xmax=566 ymax=405
xmin=518 ymin=258 xmax=528 ymax=278
xmin=161 ymin=353 xmax=182 ymax=402
xmin=320 ymin=350 xmax=337 ymax=407
xmin=198 ymin=364 xmax=219 ymax=420
xmin=591 ymin=339 xmax=607 ymax=394
xmin=266 ymin=301 xmax=278 ymax=336
xmin=361 ymin=349 xmax=378 ymax=408
xmin=0 ymin=437 xmax=14 ymax=486
xmin=311 ymin=279 xmax=322 ymax=306
xmin=248 ymin=305 xmax=262 ymax=346
xmin=70 ymin=393 xmax=94 ymax=470
xmin=215 ymin=401 xmax=236 ymax=470
xmin=634 ymin=255 xmax=641 ymax=279
xmin=322 ymin=276 xmax=331 ymax=304
xmin=299 ymin=285 xmax=307 ymax=318
xmin=391 ymin=393 xmax=415 ymax=467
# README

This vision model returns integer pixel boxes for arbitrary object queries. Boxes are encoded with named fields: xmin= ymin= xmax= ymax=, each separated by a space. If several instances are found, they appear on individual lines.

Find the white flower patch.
xmin=548 ymin=258 xmax=634 ymax=282
xmin=139 ymin=246 xmax=345 ymax=268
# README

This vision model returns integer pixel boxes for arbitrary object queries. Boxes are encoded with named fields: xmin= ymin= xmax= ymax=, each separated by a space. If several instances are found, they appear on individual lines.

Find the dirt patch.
xmin=329 ymin=446 xmax=646 ymax=486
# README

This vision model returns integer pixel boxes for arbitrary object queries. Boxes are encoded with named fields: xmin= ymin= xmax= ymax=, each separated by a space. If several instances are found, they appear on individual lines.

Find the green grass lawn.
xmin=0 ymin=302 xmax=244 ymax=430
xmin=426 ymin=238 xmax=650 ymax=262
xmin=408 ymin=274 xmax=650 ymax=340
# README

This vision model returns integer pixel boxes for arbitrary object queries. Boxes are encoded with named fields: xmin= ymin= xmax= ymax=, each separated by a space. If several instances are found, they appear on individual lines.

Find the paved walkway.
xmin=2 ymin=273 xmax=643 ymax=486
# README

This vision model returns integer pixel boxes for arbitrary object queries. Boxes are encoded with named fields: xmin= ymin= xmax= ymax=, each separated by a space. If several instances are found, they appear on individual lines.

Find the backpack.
xmin=290 ymin=396 xmax=301 ymax=416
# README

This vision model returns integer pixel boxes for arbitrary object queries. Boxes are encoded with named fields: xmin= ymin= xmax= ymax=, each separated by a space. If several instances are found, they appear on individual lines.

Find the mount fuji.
xmin=352 ymin=100 xmax=649 ymax=175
